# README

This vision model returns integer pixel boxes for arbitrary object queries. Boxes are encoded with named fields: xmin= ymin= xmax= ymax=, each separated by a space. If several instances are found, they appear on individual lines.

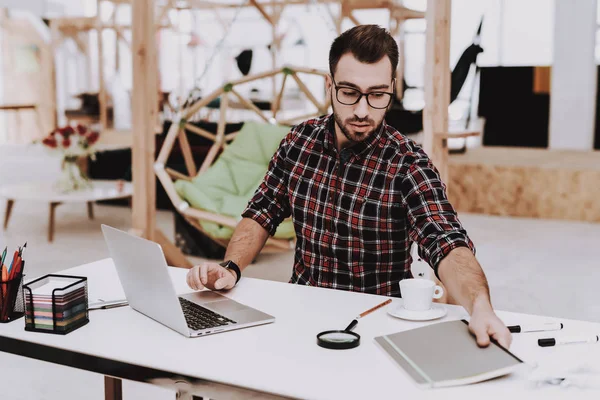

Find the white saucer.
xmin=387 ymin=304 xmax=448 ymax=321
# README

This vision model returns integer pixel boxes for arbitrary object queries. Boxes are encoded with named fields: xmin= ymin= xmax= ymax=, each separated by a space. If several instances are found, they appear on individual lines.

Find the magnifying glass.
xmin=317 ymin=299 xmax=392 ymax=350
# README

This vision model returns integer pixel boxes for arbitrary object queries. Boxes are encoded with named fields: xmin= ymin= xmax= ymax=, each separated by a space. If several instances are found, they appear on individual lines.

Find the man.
xmin=186 ymin=25 xmax=511 ymax=349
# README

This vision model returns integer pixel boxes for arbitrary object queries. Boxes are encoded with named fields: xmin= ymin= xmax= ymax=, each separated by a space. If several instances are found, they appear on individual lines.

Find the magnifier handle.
xmin=345 ymin=319 xmax=358 ymax=332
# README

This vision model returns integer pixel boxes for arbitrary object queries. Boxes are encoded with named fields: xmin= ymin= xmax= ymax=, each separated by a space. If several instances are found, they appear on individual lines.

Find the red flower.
xmin=62 ymin=138 xmax=71 ymax=148
xmin=86 ymin=131 xmax=99 ymax=145
xmin=76 ymin=124 xmax=87 ymax=135
xmin=58 ymin=126 xmax=75 ymax=137
xmin=42 ymin=137 xmax=57 ymax=148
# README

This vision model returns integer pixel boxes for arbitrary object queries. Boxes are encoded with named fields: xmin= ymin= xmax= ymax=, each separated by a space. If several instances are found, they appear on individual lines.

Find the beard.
xmin=331 ymin=96 xmax=384 ymax=146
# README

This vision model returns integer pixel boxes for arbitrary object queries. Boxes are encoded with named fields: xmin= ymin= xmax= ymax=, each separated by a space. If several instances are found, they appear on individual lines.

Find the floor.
xmin=0 ymin=143 xmax=599 ymax=399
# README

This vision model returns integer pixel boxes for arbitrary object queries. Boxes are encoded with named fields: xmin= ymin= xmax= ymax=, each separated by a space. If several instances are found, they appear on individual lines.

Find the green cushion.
xmin=175 ymin=121 xmax=295 ymax=240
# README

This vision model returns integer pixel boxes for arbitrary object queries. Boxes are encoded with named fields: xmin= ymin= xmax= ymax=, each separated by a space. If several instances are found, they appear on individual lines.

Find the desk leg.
xmin=4 ymin=199 xmax=14 ymax=229
xmin=34 ymin=105 xmax=44 ymax=134
xmin=49 ymin=202 xmax=60 ymax=242
xmin=87 ymin=201 xmax=94 ymax=220
xmin=104 ymin=376 xmax=123 ymax=400
xmin=16 ymin=110 xmax=22 ymax=139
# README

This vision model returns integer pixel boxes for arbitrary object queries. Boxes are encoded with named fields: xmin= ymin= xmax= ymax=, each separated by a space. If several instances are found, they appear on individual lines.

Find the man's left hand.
xmin=468 ymin=302 xmax=512 ymax=349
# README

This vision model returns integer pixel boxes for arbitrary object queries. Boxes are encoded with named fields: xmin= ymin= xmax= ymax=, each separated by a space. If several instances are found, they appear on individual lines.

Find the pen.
xmin=508 ymin=322 xmax=563 ymax=333
xmin=538 ymin=335 xmax=599 ymax=347
xmin=88 ymin=300 xmax=129 ymax=310
xmin=0 ymin=246 xmax=6 ymax=266
xmin=344 ymin=298 xmax=392 ymax=331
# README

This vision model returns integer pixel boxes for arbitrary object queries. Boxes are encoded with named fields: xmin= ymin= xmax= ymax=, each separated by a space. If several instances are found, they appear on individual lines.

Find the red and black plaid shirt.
xmin=242 ymin=115 xmax=474 ymax=297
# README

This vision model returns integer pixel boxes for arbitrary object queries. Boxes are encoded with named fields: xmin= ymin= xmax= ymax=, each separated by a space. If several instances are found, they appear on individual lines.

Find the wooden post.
xmin=113 ymin=4 xmax=119 ymax=72
xmin=104 ymin=376 xmax=123 ymax=400
xmin=97 ymin=0 xmax=108 ymax=130
xmin=50 ymin=20 xmax=60 ymax=128
xmin=423 ymin=0 xmax=451 ymax=184
xmin=394 ymin=15 xmax=405 ymax=100
xmin=132 ymin=0 xmax=157 ymax=241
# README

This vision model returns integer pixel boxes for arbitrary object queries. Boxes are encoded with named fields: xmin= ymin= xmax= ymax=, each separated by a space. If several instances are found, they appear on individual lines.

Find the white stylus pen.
xmin=538 ymin=335 xmax=599 ymax=347
xmin=508 ymin=322 xmax=563 ymax=333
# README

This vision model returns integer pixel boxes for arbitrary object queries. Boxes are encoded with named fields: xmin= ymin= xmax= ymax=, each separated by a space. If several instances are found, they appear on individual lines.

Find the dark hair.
xmin=329 ymin=25 xmax=399 ymax=79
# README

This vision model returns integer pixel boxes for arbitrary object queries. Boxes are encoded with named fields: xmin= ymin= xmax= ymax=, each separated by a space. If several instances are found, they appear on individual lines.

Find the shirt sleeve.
xmin=400 ymin=153 xmax=475 ymax=279
xmin=241 ymin=131 xmax=293 ymax=236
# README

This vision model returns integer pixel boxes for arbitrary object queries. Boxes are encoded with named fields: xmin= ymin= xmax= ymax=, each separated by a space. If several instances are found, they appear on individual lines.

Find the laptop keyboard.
xmin=179 ymin=297 xmax=237 ymax=331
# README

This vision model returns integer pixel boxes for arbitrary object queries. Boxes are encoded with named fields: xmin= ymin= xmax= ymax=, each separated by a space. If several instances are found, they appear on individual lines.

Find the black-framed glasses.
xmin=333 ymin=80 xmax=394 ymax=109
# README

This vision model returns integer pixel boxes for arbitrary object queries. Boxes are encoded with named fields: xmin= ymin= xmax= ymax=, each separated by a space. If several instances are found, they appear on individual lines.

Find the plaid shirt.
xmin=242 ymin=115 xmax=474 ymax=297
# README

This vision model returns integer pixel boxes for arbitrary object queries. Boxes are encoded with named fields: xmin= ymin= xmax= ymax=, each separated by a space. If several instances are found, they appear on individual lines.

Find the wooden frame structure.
xmin=154 ymin=65 xmax=328 ymax=255
xmin=126 ymin=0 xmax=464 ymax=267
xmin=46 ymin=0 xmax=423 ymax=133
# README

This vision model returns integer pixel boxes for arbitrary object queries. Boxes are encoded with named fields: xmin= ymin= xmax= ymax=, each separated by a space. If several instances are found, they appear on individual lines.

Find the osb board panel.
xmin=450 ymin=147 xmax=600 ymax=171
xmin=449 ymin=163 xmax=600 ymax=223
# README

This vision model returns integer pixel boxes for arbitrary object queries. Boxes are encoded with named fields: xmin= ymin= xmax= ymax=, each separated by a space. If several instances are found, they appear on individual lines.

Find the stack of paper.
xmin=25 ymin=276 xmax=87 ymax=332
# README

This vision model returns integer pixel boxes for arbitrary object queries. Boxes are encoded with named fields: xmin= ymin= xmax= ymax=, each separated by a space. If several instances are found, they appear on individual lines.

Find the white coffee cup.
xmin=399 ymin=279 xmax=444 ymax=311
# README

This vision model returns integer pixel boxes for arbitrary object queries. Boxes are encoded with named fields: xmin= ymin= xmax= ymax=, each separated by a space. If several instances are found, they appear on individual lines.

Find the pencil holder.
xmin=23 ymin=274 xmax=89 ymax=335
xmin=0 ymin=272 xmax=25 ymax=323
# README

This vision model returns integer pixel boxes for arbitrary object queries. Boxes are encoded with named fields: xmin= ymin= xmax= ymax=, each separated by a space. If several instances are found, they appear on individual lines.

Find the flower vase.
xmin=56 ymin=155 xmax=92 ymax=193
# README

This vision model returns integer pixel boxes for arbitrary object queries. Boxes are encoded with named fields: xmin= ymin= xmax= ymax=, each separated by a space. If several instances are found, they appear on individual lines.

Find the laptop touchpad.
xmin=207 ymin=299 xmax=247 ymax=314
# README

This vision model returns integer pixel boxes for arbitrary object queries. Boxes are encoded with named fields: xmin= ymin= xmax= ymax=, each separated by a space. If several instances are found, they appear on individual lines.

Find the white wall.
xmin=549 ymin=0 xmax=598 ymax=151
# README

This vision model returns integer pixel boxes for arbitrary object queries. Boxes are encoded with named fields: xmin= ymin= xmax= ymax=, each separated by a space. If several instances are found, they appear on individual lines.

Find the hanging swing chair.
xmin=155 ymin=65 xmax=329 ymax=253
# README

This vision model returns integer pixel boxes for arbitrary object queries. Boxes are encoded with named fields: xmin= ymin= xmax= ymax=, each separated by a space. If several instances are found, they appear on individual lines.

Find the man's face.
xmin=327 ymin=53 xmax=394 ymax=146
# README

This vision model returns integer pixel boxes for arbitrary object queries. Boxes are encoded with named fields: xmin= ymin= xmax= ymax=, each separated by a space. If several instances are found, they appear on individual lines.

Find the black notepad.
xmin=374 ymin=319 xmax=525 ymax=388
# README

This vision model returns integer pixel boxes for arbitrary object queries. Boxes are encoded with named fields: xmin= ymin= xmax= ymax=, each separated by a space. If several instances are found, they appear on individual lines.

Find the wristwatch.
xmin=219 ymin=260 xmax=241 ymax=285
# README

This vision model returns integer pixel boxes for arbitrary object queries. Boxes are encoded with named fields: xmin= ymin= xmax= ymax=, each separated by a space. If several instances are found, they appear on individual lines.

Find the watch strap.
xmin=219 ymin=260 xmax=241 ymax=284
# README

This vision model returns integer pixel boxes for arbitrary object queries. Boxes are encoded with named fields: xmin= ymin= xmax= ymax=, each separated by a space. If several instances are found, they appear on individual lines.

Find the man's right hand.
xmin=186 ymin=262 xmax=237 ymax=291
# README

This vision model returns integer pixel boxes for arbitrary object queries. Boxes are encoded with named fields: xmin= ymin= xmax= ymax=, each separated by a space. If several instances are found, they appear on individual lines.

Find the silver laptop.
xmin=101 ymin=224 xmax=275 ymax=337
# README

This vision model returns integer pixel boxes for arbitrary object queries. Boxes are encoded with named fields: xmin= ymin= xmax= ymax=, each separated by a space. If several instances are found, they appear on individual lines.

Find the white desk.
xmin=1 ymin=258 xmax=599 ymax=399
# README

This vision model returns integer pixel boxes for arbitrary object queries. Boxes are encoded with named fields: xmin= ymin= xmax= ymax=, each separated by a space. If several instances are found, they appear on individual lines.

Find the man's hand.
xmin=186 ymin=262 xmax=237 ymax=291
xmin=468 ymin=299 xmax=512 ymax=349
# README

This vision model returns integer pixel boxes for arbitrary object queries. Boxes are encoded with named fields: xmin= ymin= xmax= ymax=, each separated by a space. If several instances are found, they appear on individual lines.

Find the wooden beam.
xmin=291 ymin=72 xmax=327 ymax=114
xmin=113 ymin=5 xmax=120 ymax=71
xmin=132 ymin=0 xmax=157 ymax=241
xmin=154 ymin=229 xmax=194 ymax=269
xmin=348 ymin=12 xmax=361 ymax=26
xmin=183 ymin=208 xmax=239 ymax=229
xmin=277 ymin=111 xmax=322 ymax=126
xmin=436 ymin=130 xmax=480 ymax=139
xmin=165 ymin=167 xmax=192 ymax=181
xmin=392 ymin=6 xmax=426 ymax=20
xmin=69 ymin=32 xmax=88 ymax=54
xmin=184 ymin=123 xmax=216 ymax=142
xmin=230 ymin=89 xmax=270 ymax=123
xmin=423 ymin=0 xmax=451 ymax=185
xmin=271 ymin=73 xmax=287 ymax=118
xmin=157 ymin=0 xmax=175 ymax=26
xmin=51 ymin=16 xmax=97 ymax=31
xmin=249 ymin=0 xmax=274 ymax=26
xmin=229 ymin=68 xmax=279 ymax=86
xmin=178 ymin=128 xmax=197 ymax=177
xmin=224 ymin=130 xmax=241 ymax=142
xmin=288 ymin=66 xmax=328 ymax=76
xmin=97 ymin=2 xmax=108 ymax=130
xmin=49 ymin=20 xmax=60 ymax=129
xmin=115 ymin=28 xmax=131 ymax=48
xmin=198 ymin=94 xmax=229 ymax=175
xmin=394 ymin=19 xmax=405 ymax=100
